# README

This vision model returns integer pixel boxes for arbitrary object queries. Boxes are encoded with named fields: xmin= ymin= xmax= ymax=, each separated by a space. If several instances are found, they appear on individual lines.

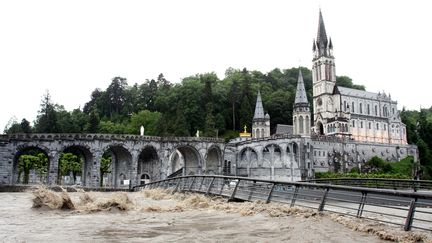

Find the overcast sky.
xmin=1 ymin=0 xmax=431 ymax=132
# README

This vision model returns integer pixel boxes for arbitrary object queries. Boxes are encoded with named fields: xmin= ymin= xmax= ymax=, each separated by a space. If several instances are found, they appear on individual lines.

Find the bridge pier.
xmin=47 ymin=151 xmax=60 ymax=185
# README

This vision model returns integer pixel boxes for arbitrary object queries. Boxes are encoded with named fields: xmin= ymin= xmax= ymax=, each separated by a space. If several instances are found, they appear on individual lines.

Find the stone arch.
xmin=317 ymin=121 xmax=324 ymax=135
xmin=239 ymin=147 xmax=258 ymax=168
xmin=292 ymin=143 xmax=298 ymax=156
xmin=137 ymin=146 xmax=159 ymax=182
xmin=169 ymin=145 xmax=202 ymax=176
xmin=139 ymin=173 xmax=150 ymax=185
xmin=103 ymin=144 xmax=133 ymax=188
xmin=263 ymin=144 xmax=282 ymax=167
xmin=12 ymin=145 xmax=50 ymax=185
xmin=204 ymin=146 xmax=222 ymax=175
xmin=59 ymin=144 xmax=94 ymax=187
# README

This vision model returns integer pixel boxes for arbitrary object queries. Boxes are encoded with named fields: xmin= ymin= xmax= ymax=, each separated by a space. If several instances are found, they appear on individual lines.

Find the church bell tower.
xmin=312 ymin=10 xmax=337 ymax=135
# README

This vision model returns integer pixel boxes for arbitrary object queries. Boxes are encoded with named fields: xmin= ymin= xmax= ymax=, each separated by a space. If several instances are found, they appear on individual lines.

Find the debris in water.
xmin=32 ymin=186 xmax=75 ymax=210
xmin=330 ymin=214 xmax=432 ymax=243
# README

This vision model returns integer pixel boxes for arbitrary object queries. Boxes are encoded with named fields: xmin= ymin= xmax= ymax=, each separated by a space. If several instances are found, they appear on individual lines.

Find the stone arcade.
xmin=0 ymin=134 xmax=224 ymax=187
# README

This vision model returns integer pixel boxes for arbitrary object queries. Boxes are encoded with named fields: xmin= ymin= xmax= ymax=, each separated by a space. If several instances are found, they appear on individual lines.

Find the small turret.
xmin=293 ymin=69 xmax=311 ymax=137
xmin=252 ymin=90 xmax=270 ymax=138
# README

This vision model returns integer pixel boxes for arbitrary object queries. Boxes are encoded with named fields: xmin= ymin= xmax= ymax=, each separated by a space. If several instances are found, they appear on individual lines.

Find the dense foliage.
xmin=4 ymin=67 xmax=365 ymax=138
xmin=315 ymin=156 xmax=415 ymax=179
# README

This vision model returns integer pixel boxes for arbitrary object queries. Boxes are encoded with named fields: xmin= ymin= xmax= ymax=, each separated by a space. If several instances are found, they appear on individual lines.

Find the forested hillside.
xmin=4 ymin=67 xmax=362 ymax=137
xmin=3 ymin=66 xmax=431 ymax=177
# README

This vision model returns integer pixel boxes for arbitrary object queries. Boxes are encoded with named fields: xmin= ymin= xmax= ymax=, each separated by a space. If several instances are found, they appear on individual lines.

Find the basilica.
xmin=225 ymin=11 xmax=416 ymax=181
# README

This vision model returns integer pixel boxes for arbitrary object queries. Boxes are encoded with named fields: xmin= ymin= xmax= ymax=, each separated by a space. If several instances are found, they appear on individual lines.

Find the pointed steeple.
xmin=294 ymin=69 xmax=309 ymax=106
xmin=253 ymin=90 xmax=265 ymax=119
xmin=315 ymin=9 xmax=331 ymax=57
xmin=317 ymin=9 xmax=328 ymax=47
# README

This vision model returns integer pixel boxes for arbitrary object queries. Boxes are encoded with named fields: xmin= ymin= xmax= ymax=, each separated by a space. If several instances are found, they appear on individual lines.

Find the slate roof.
xmin=294 ymin=69 xmax=309 ymax=105
xmin=275 ymin=124 xmax=293 ymax=135
xmin=337 ymin=86 xmax=382 ymax=100
xmin=253 ymin=90 xmax=265 ymax=119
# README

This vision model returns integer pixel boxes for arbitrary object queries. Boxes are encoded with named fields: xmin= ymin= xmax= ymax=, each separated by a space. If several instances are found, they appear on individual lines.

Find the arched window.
xmin=376 ymin=123 xmax=379 ymax=130
xmin=305 ymin=116 xmax=310 ymax=134
xmin=294 ymin=117 xmax=297 ymax=134
xmin=256 ymin=129 xmax=260 ymax=138
xmin=299 ymin=116 xmax=304 ymax=134
xmin=352 ymin=101 xmax=355 ymax=113
xmin=261 ymin=128 xmax=265 ymax=138
xmin=367 ymin=104 xmax=370 ymax=115
xmin=352 ymin=120 xmax=355 ymax=127
xmin=375 ymin=105 xmax=378 ymax=116
xmin=360 ymin=103 xmax=363 ymax=114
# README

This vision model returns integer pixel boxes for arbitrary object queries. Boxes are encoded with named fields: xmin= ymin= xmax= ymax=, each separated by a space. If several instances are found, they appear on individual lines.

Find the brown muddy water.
xmin=0 ymin=188 xmax=430 ymax=242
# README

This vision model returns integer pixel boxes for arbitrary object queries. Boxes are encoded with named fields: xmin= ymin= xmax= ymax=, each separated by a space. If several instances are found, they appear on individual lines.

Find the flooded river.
xmin=0 ymin=188 xmax=428 ymax=242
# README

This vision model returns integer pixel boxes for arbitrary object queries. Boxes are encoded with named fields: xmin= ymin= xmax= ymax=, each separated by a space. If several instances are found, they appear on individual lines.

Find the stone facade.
xmin=0 ymin=134 xmax=224 ymax=188
xmin=311 ymin=11 xmax=407 ymax=144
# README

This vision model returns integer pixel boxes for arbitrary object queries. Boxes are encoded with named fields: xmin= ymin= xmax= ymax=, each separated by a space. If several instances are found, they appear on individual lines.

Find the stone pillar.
xmin=130 ymin=151 xmax=139 ymax=187
xmin=269 ymin=145 xmax=275 ymax=180
xmin=91 ymin=150 xmax=102 ymax=188
xmin=48 ymin=150 xmax=60 ymax=185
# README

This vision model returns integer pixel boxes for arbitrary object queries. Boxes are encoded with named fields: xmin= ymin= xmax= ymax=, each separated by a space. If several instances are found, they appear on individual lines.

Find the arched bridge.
xmin=0 ymin=133 xmax=225 ymax=188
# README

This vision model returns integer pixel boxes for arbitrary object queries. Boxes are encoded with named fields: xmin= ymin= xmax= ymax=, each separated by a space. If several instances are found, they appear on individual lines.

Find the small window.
xmin=367 ymin=104 xmax=370 ymax=115
xmin=360 ymin=103 xmax=363 ymax=114
xmin=352 ymin=120 xmax=355 ymax=128
xmin=360 ymin=121 xmax=363 ymax=128
xmin=368 ymin=122 xmax=371 ymax=129
xmin=375 ymin=105 xmax=378 ymax=116
xmin=352 ymin=102 xmax=355 ymax=113
xmin=384 ymin=124 xmax=387 ymax=131
xmin=376 ymin=123 xmax=379 ymax=130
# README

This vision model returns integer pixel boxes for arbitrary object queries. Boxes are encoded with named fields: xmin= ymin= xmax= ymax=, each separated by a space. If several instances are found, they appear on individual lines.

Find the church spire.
xmin=317 ymin=9 xmax=328 ymax=46
xmin=294 ymin=69 xmax=309 ymax=107
xmin=315 ymin=9 xmax=330 ymax=57
xmin=253 ymin=90 xmax=265 ymax=119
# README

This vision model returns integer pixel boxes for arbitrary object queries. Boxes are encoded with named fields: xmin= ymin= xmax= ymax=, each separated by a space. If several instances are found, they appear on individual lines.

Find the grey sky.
xmin=1 ymin=0 xmax=431 ymax=132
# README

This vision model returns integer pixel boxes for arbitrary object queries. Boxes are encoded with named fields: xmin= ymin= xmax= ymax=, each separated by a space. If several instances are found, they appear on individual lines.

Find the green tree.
xmin=127 ymin=110 xmax=161 ymax=135
xmin=20 ymin=119 xmax=32 ymax=133
xmin=86 ymin=109 xmax=100 ymax=133
xmin=18 ymin=155 xmax=37 ymax=184
xmin=106 ymin=77 xmax=128 ymax=118
xmin=59 ymin=152 xmax=82 ymax=184
xmin=336 ymin=76 xmax=366 ymax=90
xmin=34 ymin=91 xmax=59 ymax=133
xmin=100 ymin=153 xmax=112 ymax=187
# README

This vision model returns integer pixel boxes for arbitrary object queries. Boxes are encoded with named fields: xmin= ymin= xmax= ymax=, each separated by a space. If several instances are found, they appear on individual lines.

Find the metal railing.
xmin=133 ymin=175 xmax=432 ymax=232
xmin=304 ymin=178 xmax=432 ymax=192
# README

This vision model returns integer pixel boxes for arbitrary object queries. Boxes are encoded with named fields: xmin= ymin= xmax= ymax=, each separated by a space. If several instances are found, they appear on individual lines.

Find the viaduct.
xmin=0 ymin=133 xmax=225 ymax=188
